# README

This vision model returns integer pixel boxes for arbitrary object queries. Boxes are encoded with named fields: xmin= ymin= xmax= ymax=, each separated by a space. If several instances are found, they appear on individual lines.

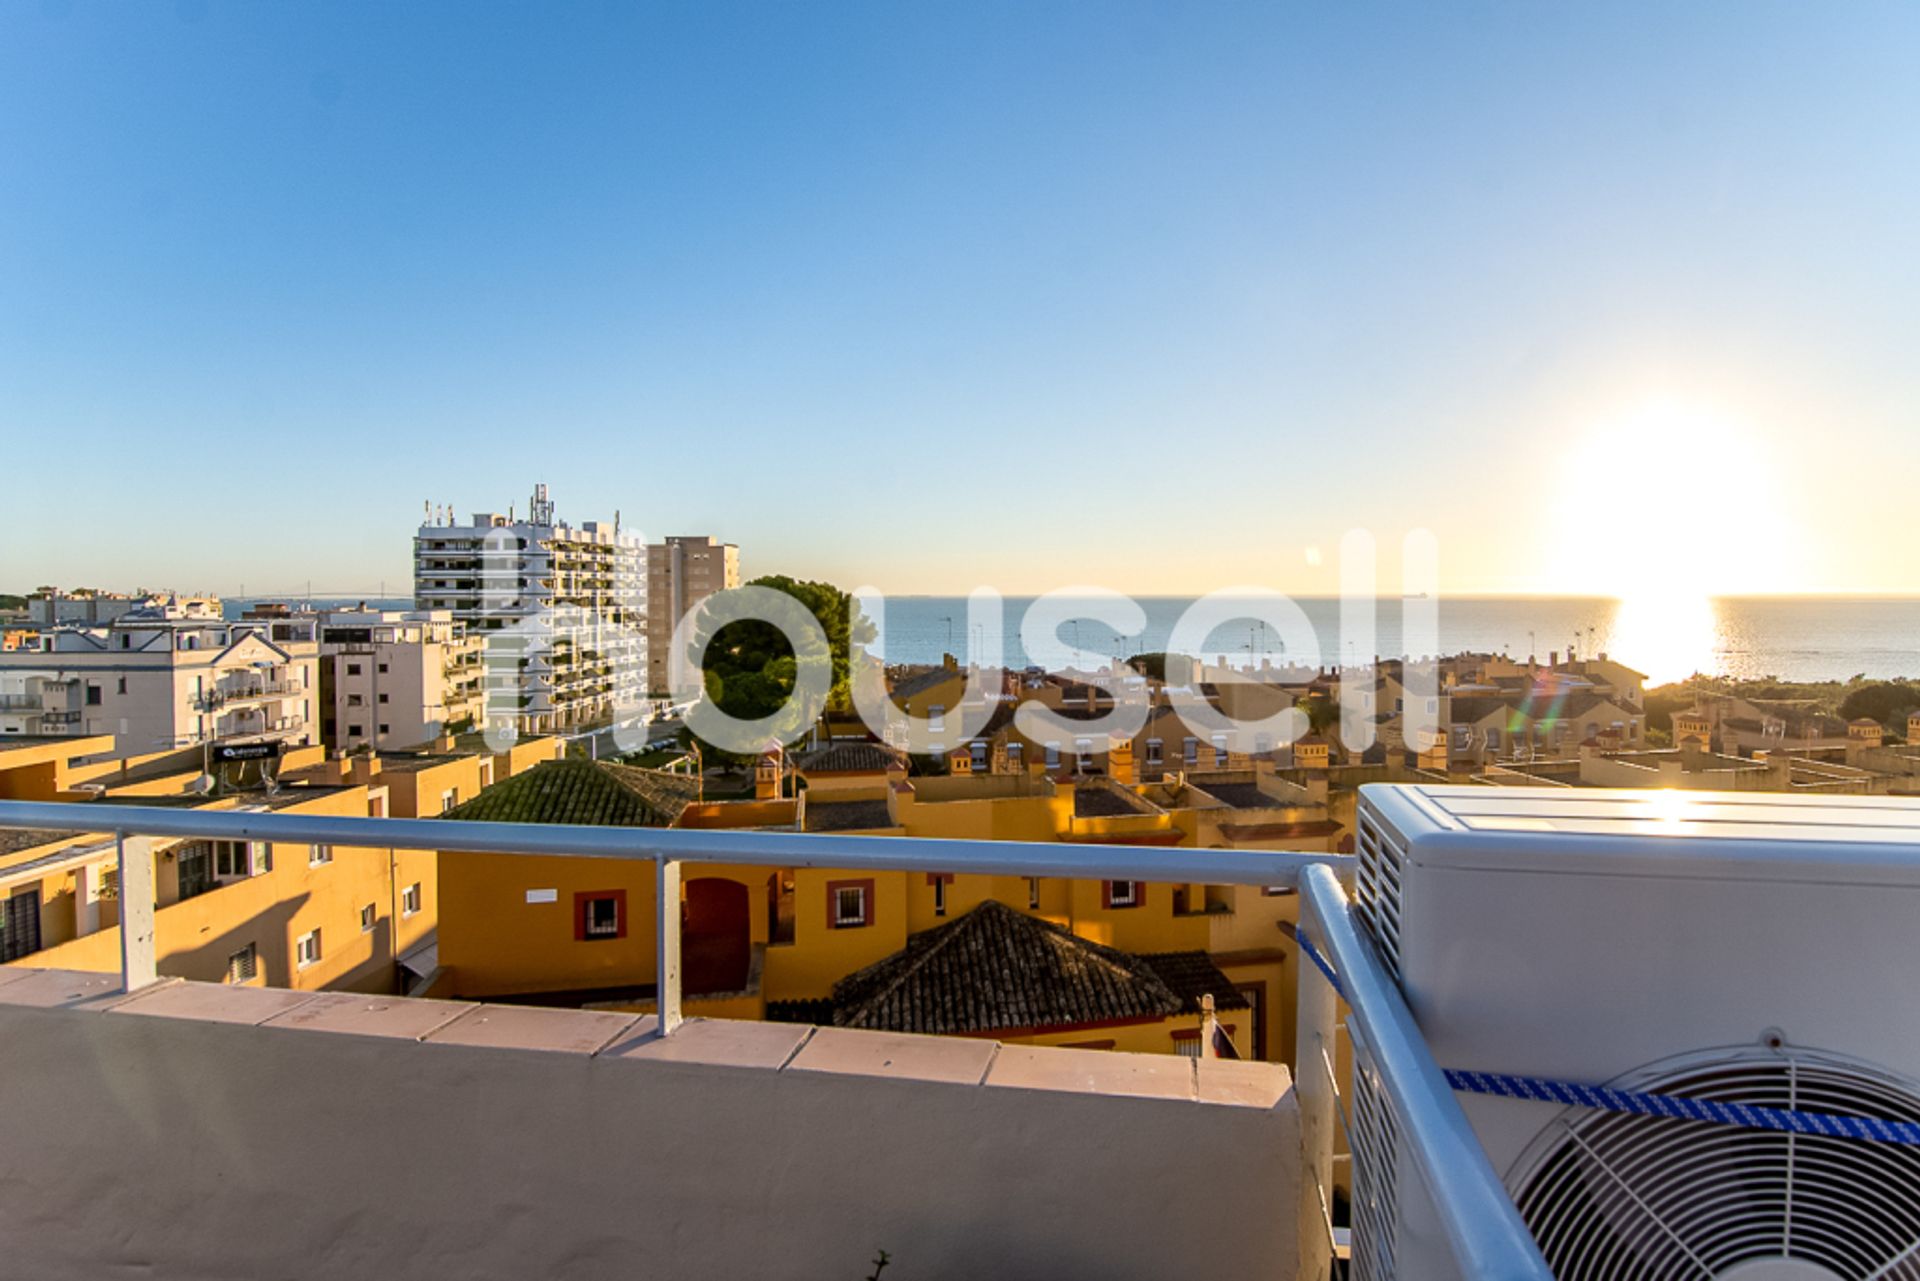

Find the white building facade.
xmin=0 ymin=604 xmax=319 ymax=756
xmin=318 ymin=609 xmax=482 ymax=752
xmin=414 ymin=485 xmax=645 ymax=736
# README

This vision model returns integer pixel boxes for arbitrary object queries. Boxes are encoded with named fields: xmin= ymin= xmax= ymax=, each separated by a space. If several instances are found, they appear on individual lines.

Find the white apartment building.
xmin=28 ymin=589 xmax=221 ymax=628
xmin=646 ymin=535 xmax=740 ymax=695
xmin=414 ymin=485 xmax=645 ymax=735
xmin=318 ymin=609 xmax=482 ymax=752
xmin=0 ymin=602 xmax=319 ymax=756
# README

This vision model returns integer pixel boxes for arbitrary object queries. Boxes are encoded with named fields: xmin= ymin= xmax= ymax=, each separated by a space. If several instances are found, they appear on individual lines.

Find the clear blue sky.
xmin=3 ymin=1 xmax=1916 ymax=597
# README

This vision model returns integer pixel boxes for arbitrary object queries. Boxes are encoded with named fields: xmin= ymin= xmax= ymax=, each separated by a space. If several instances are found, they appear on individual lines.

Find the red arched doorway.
xmin=683 ymin=878 xmax=751 ymax=995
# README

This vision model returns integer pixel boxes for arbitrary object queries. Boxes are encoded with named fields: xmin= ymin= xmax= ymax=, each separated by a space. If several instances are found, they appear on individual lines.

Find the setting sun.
xmin=1549 ymin=400 xmax=1801 ymax=601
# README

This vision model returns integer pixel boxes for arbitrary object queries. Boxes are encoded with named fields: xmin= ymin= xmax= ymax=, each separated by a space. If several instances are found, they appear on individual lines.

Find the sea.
xmin=224 ymin=595 xmax=1920 ymax=688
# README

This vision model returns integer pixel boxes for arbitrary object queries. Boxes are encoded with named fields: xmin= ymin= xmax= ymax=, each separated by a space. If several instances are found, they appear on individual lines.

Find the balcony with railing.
xmin=0 ymin=794 xmax=1557 ymax=1279
xmin=198 ymin=678 xmax=302 ymax=710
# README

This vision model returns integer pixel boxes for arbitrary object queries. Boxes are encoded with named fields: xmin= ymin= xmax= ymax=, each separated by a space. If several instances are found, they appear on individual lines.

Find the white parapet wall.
xmin=0 ymin=968 xmax=1299 ymax=1280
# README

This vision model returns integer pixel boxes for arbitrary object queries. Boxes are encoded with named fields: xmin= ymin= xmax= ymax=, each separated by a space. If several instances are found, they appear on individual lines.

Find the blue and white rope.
xmin=1296 ymin=937 xmax=1920 ymax=1146
xmin=1445 ymin=1069 xmax=1920 ymax=1146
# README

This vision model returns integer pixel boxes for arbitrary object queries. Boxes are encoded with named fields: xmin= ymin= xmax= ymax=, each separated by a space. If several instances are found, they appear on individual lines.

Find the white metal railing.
xmin=0 ymin=797 xmax=1547 ymax=1279
xmin=1295 ymin=863 xmax=1553 ymax=1280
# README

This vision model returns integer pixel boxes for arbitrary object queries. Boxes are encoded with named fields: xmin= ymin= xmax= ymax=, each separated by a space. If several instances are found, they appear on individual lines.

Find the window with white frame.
xmin=1075 ymin=738 xmax=1093 ymax=771
xmin=440 ymin=789 xmax=458 ymax=813
xmin=359 ymin=903 xmax=376 ymax=933
xmin=1104 ymin=880 xmax=1142 ymax=909
xmin=402 ymin=882 xmax=422 ymax=917
xmin=970 ymin=740 xmax=988 ymax=771
xmin=296 ymin=929 xmax=322 ymax=969
xmin=1044 ymin=742 xmax=1061 ymax=769
xmin=308 ymin=843 xmax=333 ymax=867
xmin=1145 ymin=738 xmax=1163 ymax=766
xmin=213 ymin=840 xmax=267 ymax=880
xmin=928 ymin=705 xmax=945 ymax=734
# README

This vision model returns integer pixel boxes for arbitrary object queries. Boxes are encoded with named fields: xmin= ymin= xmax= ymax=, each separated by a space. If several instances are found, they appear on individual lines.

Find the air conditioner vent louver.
xmin=1513 ymin=1053 xmax=1920 ymax=1281
xmin=1350 ymin=1037 xmax=1401 ymax=1281
xmin=1353 ymin=808 xmax=1407 ymax=982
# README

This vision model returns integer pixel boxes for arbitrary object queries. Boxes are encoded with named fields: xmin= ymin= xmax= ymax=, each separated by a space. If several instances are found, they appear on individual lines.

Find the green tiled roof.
xmin=439 ymin=759 xmax=699 ymax=828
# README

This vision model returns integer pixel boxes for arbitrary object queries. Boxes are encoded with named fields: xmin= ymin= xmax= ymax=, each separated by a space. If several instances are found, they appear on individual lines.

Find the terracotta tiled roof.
xmin=830 ymin=900 xmax=1237 ymax=1035
xmin=1136 ymin=953 xmax=1251 ymax=1013
xmin=803 ymin=798 xmax=897 ymax=832
xmin=795 ymin=741 xmax=903 ymax=774
xmin=438 ymin=759 xmax=697 ymax=827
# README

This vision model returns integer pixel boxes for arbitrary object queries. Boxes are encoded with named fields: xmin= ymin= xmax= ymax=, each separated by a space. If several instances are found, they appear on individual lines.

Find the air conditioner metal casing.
xmin=1350 ymin=784 xmax=1920 ymax=1281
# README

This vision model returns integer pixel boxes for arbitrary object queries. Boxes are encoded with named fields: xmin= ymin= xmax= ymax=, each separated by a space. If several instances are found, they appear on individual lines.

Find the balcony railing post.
xmin=116 ymin=832 xmax=157 ymax=992
xmin=656 ymin=855 xmax=682 ymax=1035
xmin=1294 ymin=908 xmax=1339 ymax=1281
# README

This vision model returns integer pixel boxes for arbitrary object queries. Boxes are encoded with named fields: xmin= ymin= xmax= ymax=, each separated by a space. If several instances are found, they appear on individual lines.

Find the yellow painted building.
xmin=0 ymin=733 xmax=556 ymax=993
xmin=433 ymin=741 xmax=1329 ymax=1063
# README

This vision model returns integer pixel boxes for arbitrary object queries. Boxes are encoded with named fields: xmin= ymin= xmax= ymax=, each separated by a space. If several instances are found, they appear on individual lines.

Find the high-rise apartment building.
xmin=0 ymin=600 xmax=319 ymax=756
xmin=646 ymin=535 xmax=740 ymax=695
xmin=414 ymin=486 xmax=645 ymax=735
xmin=317 ymin=609 xmax=483 ymax=752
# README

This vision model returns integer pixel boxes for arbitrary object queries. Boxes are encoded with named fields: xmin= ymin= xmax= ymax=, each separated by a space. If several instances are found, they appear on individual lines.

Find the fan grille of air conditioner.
xmin=1512 ymin=1053 xmax=1920 ymax=1281
xmin=1354 ymin=807 xmax=1407 ymax=982
xmin=1350 ymin=1034 xmax=1401 ymax=1281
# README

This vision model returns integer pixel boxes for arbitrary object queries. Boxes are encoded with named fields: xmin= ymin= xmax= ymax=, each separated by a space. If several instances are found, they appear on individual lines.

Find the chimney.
xmin=754 ymin=750 xmax=781 ymax=801
xmin=1108 ymin=737 xmax=1135 ymax=786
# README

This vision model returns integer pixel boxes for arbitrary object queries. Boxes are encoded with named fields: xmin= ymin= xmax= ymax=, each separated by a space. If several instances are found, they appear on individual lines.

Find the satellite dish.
xmin=188 ymin=774 xmax=215 ymax=795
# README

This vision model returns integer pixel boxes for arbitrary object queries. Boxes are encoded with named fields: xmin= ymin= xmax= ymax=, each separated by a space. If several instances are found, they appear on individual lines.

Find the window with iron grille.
xmin=579 ymin=892 xmax=622 ymax=939
xmin=227 ymin=942 xmax=258 ymax=983
xmin=1 ymin=890 xmax=42 ymax=963
xmin=827 ymin=880 xmax=873 ymax=929
xmin=1103 ymin=880 xmax=1142 ymax=910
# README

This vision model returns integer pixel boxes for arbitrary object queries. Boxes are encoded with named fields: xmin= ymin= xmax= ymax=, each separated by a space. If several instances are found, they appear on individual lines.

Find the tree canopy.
xmin=678 ymin=575 xmax=875 ymax=765
xmin=1839 ymin=681 xmax=1920 ymax=729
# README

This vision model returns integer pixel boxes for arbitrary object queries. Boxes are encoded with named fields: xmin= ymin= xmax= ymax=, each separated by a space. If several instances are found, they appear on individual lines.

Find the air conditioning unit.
xmin=1350 ymin=784 xmax=1920 ymax=1281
